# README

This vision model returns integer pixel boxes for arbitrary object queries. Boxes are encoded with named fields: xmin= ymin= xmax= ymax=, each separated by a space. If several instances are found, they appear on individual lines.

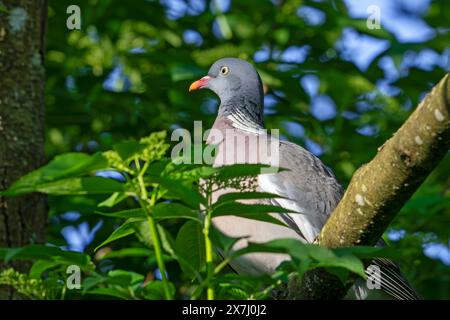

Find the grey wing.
xmin=258 ymin=140 xmax=343 ymax=242
xmin=260 ymin=141 xmax=420 ymax=300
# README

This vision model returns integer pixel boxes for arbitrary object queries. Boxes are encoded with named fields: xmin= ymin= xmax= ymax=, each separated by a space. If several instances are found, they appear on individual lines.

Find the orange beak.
xmin=189 ymin=76 xmax=212 ymax=92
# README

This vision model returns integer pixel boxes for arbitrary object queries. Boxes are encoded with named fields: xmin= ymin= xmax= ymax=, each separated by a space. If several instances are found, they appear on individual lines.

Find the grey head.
xmin=189 ymin=57 xmax=264 ymax=130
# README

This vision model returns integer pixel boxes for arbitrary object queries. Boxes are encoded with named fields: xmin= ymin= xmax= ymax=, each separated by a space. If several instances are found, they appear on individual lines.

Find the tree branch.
xmin=289 ymin=73 xmax=450 ymax=299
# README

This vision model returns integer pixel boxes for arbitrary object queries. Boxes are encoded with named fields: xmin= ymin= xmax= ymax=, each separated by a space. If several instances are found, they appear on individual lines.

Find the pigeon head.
xmin=189 ymin=57 xmax=264 ymax=129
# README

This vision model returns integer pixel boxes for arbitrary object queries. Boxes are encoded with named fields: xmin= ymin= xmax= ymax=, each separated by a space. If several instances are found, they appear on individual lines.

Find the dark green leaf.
xmin=1 ymin=153 xmax=108 ymax=196
xmin=159 ymin=177 xmax=205 ymax=208
xmin=30 ymin=260 xmax=68 ymax=278
xmin=210 ymin=226 xmax=244 ymax=255
xmin=214 ymin=164 xmax=277 ymax=181
xmin=107 ymin=269 xmax=144 ymax=286
xmin=212 ymin=202 xmax=293 ymax=227
xmin=214 ymin=191 xmax=287 ymax=207
xmin=113 ymin=140 xmax=147 ymax=160
xmin=333 ymin=246 xmax=397 ymax=260
xmin=101 ymin=248 xmax=152 ymax=259
xmin=175 ymin=221 xmax=205 ymax=279
xmin=95 ymin=219 xmax=141 ymax=251
xmin=98 ymin=192 xmax=129 ymax=208
xmin=2 ymin=176 xmax=124 ymax=196
xmin=133 ymin=222 xmax=177 ymax=258
xmin=152 ymin=202 xmax=201 ymax=222
xmin=95 ymin=208 xmax=146 ymax=219
xmin=0 ymin=245 xmax=93 ymax=270
xmin=229 ymin=239 xmax=367 ymax=278
xmin=84 ymin=287 xmax=132 ymax=300
xmin=141 ymin=281 xmax=176 ymax=300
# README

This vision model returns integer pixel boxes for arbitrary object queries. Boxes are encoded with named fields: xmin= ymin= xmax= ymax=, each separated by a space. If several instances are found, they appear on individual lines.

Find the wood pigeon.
xmin=189 ymin=57 xmax=420 ymax=300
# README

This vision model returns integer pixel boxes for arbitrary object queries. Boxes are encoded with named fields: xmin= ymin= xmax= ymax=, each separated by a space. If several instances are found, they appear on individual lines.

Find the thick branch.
xmin=291 ymin=73 xmax=450 ymax=299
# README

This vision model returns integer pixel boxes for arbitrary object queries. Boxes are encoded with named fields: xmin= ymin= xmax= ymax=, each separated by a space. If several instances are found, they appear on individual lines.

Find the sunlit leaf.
xmin=95 ymin=219 xmax=141 ymax=251
xmin=1 ymin=153 xmax=108 ymax=196
xmin=0 ymin=245 xmax=93 ymax=271
xmin=175 ymin=221 xmax=205 ymax=279
xmin=95 ymin=208 xmax=146 ymax=219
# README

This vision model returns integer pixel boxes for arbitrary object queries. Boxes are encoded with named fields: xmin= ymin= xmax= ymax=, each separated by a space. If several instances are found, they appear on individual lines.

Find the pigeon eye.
xmin=220 ymin=66 xmax=230 ymax=76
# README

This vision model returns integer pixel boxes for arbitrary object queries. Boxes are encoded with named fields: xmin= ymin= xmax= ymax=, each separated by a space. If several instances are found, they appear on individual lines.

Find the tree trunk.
xmin=0 ymin=0 xmax=48 ymax=299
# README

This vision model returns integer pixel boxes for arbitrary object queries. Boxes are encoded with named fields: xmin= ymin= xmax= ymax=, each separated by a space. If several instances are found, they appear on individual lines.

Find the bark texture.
xmin=291 ymin=73 xmax=450 ymax=299
xmin=0 ymin=0 xmax=48 ymax=299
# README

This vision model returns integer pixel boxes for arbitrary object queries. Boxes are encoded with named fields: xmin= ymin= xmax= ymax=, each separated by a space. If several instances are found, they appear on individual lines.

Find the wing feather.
xmin=259 ymin=140 xmax=420 ymax=299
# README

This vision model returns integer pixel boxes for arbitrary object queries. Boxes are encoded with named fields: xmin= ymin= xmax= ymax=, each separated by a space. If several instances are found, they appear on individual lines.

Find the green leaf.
xmin=333 ymin=246 xmax=397 ymax=260
xmin=141 ymin=281 xmax=176 ymax=300
xmin=0 ymin=4 xmax=8 ymax=13
xmin=84 ymin=287 xmax=132 ymax=300
xmin=49 ymin=195 xmax=100 ymax=215
xmin=162 ymin=163 xmax=218 ymax=181
xmin=228 ymin=239 xmax=367 ymax=278
xmin=210 ymin=226 xmax=243 ymax=255
xmin=98 ymin=192 xmax=129 ymax=208
xmin=151 ymin=202 xmax=201 ymax=222
xmin=107 ymin=269 xmax=144 ymax=286
xmin=159 ymin=177 xmax=205 ymax=208
xmin=274 ymin=28 xmax=289 ymax=45
xmin=175 ymin=221 xmax=205 ymax=279
xmin=133 ymin=222 xmax=177 ymax=257
xmin=1 ymin=153 xmax=108 ymax=196
xmin=156 ymin=225 xmax=178 ymax=257
xmin=95 ymin=219 xmax=141 ymax=251
xmin=216 ymin=14 xmax=233 ymax=40
xmin=113 ymin=140 xmax=147 ymax=160
xmin=101 ymin=248 xmax=152 ymax=259
xmin=214 ymin=164 xmax=276 ymax=181
xmin=0 ymin=245 xmax=93 ymax=271
xmin=146 ymin=159 xmax=171 ymax=178
xmin=43 ymin=153 xmax=108 ymax=179
xmin=82 ymin=274 xmax=108 ymax=293
xmin=216 ymin=286 xmax=248 ymax=300
xmin=213 ymin=273 xmax=276 ymax=299
xmin=212 ymin=202 xmax=292 ymax=227
xmin=86 ymin=270 xmax=146 ymax=295
xmin=214 ymin=191 xmax=286 ymax=207
xmin=39 ymin=177 xmax=124 ymax=195
xmin=161 ymin=29 xmax=182 ymax=47
xmin=348 ymin=18 xmax=395 ymax=41
xmin=2 ymin=176 xmax=124 ymax=196
xmin=29 ymin=260 xmax=65 ymax=278
xmin=133 ymin=221 xmax=154 ymax=249
xmin=95 ymin=208 xmax=147 ymax=219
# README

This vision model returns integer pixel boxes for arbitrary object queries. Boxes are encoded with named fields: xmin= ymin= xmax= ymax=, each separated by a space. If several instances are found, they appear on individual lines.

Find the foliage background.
xmin=10 ymin=0 xmax=449 ymax=298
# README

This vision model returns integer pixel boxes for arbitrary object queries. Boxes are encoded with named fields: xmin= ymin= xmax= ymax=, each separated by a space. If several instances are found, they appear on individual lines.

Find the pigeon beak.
xmin=189 ymin=76 xmax=212 ymax=92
